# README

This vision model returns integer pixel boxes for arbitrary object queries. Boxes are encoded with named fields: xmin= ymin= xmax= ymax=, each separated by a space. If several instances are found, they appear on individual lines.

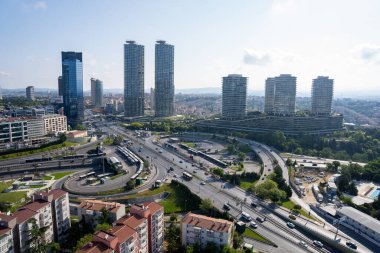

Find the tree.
xmin=126 ymin=179 xmax=136 ymax=190
xmin=232 ymin=231 xmax=243 ymax=249
xmin=27 ymin=218 xmax=51 ymax=253
xmin=348 ymin=182 xmax=358 ymax=196
xmin=238 ymin=152 xmax=246 ymax=161
xmin=255 ymin=179 xmax=286 ymax=202
xmin=75 ymin=234 xmax=93 ymax=251
xmin=165 ymin=224 xmax=181 ymax=253
xmin=76 ymin=124 xmax=86 ymax=130
xmin=95 ymin=223 xmax=111 ymax=232
xmin=199 ymin=198 xmax=213 ymax=213
xmin=285 ymin=158 xmax=292 ymax=166
xmin=212 ymin=167 xmax=224 ymax=177
xmin=98 ymin=207 xmax=111 ymax=224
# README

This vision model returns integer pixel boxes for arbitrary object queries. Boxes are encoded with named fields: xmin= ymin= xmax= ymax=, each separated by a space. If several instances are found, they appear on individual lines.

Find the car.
xmin=200 ymin=181 xmax=206 ymax=185
xmin=287 ymin=222 xmax=295 ymax=228
xmin=146 ymin=156 xmax=149 ymax=158
xmin=298 ymin=241 xmax=308 ymax=248
xmin=193 ymin=170 xmax=197 ymax=173
xmin=159 ymin=150 xmax=163 ymax=153
xmin=250 ymin=202 xmax=257 ymax=208
xmin=191 ymin=163 xmax=195 ymax=167
xmin=249 ymin=221 xmax=258 ymax=229
xmin=179 ymin=160 xmax=183 ymax=163
xmin=261 ymin=177 xmax=265 ymax=180
xmin=256 ymin=217 xmax=265 ymax=223
xmin=346 ymin=241 xmax=357 ymax=250
xmin=223 ymin=203 xmax=231 ymax=210
xmin=204 ymin=172 xmax=209 ymax=175
xmin=169 ymin=167 xmax=174 ymax=172
xmin=313 ymin=240 xmax=323 ymax=248
xmin=173 ymin=174 xmax=178 ymax=178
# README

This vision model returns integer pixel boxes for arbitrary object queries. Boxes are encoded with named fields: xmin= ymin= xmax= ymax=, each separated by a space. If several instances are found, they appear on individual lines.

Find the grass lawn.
xmin=29 ymin=184 xmax=46 ymax=189
xmin=52 ymin=171 xmax=76 ymax=179
xmin=42 ymin=175 xmax=53 ymax=180
xmin=181 ymin=142 xmax=196 ymax=148
xmin=0 ymin=181 xmax=13 ymax=193
xmin=0 ymin=191 xmax=28 ymax=204
xmin=239 ymin=178 xmax=258 ymax=191
xmin=0 ymin=141 xmax=77 ymax=160
xmin=242 ymin=228 xmax=274 ymax=245
xmin=279 ymin=200 xmax=316 ymax=221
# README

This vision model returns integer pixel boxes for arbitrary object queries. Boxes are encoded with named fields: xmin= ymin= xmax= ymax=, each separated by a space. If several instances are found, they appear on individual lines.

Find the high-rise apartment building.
xmin=124 ymin=41 xmax=144 ymax=117
xmin=264 ymin=74 xmax=296 ymax=116
xmin=58 ymin=76 xmax=64 ymax=96
xmin=311 ymin=76 xmax=334 ymax=115
xmin=155 ymin=40 xmax=174 ymax=117
xmin=61 ymin=51 xmax=84 ymax=127
xmin=222 ymin=74 xmax=247 ymax=119
xmin=26 ymin=86 xmax=35 ymax=101
xmin=90 ymin=78 xmax=104 ymax=108
xmin=150 ymin=87 xmax=155 ymax=110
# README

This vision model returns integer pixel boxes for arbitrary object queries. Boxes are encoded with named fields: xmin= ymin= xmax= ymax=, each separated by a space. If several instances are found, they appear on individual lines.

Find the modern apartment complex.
xmin=264 ymin=74 xmax=297 ymax=116
xmin=77 ymin=202 xmax=164 ymax=253
xmin=155 ymin=40 xmax=174 ymax=117
xmin=77 ymin=200 xmax=126 ymax=227
xmin=311 ymin=76 xmax=334 ymax=115
xmin=25 ymin=86 xmax=35 ymax=101
xmin=0 ymin=118 xmax=28 ymax=144
xmin=91 ymin=78 xmax=104 ymax=108
xmin=42 ymin=114 xmax=67 ymax=134
xmin=124 ymin=41 xmax=145 ymax=117
xmin=181 ymin=213 xmax=234 ymax=249
xmin=61 ymin=51 xmax=84 ymax=127
xmin=0 ymin=189 xmax=71 ymax=253
xmin=222 ymin=74 xmax=247 ymax=119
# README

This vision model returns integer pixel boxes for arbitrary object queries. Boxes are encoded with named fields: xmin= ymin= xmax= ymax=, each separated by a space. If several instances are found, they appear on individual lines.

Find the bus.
xmin=78 ymin=172 xmax=96 ymax=181
xmin=182 ymin=172 xmax=193 ymax=180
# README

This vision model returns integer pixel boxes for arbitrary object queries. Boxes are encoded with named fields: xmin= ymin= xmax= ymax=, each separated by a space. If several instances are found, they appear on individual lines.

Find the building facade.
xmin=61 ymin=51 xmax=84 ymax=127
xmin=42 ymin=114 xmax=67 ymax=135
xmin=91 ymin=78 xmax=104 ymax=108
xmin=0 ymin=213 xmax=16 ymax=253
xmin=58 ymin=76 xmax=64 ymax=97
xmin=265 ymin=74 xmax=297 ymax=116
xmin=0 ymin=118 xmax=28 ymax=144
xmin=77 ymin=202 xmax=164 ymax=253
xmin=124 ymin=41 xmax=145 ymax=117
xmin=311 ymin=76 xmax=334 ymax=115
xmin=155 ymin=40 xmax=174 ymax=117
xmin=78 ymin=200 xmax=126 ymax=227
xmin=26 ymin=86 xmax=35 ymax=101
xmin=222 ymin=74 xmax=247 ymax=119
xmin=181 ymin=213 xmax=234 ymax=249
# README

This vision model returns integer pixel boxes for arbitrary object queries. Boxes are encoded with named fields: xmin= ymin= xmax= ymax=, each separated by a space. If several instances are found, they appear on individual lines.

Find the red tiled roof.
xmin=95 ymin=231 xmax=117 ymax=242
xmin=145 ymin=202 xmax=163 ymax=214
xmin=116 ymin=214 xmax=145 ymax=229
xmin=75 ymin=241 xmax=113 ymax=253
xmin=13 ymin=209 xmax=37 ymax=224
xmin=182 ymin=213 xmax=233 ymax=233
xmin=0 ymin=227 xmax=11 ymax=237
xmin=108 ymin=225 xmax=136 ymax=243
xmin=0 ymin=213 xmax=15 ymax=222
xmin=48 ymin=189 xmax=67 ymax=200
xmin=79 ymin=200 xmax=122 ymax=213
xmin=21 ymin=199 xmax=50 ymax=212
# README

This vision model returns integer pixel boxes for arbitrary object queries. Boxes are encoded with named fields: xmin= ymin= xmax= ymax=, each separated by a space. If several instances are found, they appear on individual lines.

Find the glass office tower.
xmin=61 ymin=51 xmax=84 ymax=127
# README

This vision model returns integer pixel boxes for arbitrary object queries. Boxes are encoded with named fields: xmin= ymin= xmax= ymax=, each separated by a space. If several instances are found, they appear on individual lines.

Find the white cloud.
xmin=243 ymin=49 xmax=295 ymax=66
xmin=0 ymin=71 xmax=10 ymax=77
xmin=351 ymin=44 xmax=380 ymax=64
xmin=272 ymin=0 xmax=295 ymax=13
xmin=34 ymin=1 xmax=47 ymax=10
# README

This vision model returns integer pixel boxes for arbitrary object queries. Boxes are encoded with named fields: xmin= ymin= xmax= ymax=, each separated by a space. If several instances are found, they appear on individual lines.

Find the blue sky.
xmin=0 ymin=0 xmax=379 ymax=96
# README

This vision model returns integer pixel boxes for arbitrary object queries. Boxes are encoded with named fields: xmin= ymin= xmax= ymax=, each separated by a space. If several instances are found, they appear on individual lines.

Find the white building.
xmin=265 ymin=74 xmax=297 ymax=116
xmin=42 ymin=114 xmax=67 ymax=135
xmin=311 ymin=76 xmax=334 ymax=115
xmin=181 ymin=213 xmax=234 ymax=249
xmin=222 ymin=74 xmax=247 ymax=119
xmin=337 ymin=206 xmax=380 ymax=247
xmin=32 ymin=189 xmax=71 ymax=243
xmin=78 ymin=200 xmax=126 ymax=227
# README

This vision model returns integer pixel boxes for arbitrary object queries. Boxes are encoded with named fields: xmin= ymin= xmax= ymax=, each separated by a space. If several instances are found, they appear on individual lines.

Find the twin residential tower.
xmin=124 ymin=40 xmax=174 ymax=117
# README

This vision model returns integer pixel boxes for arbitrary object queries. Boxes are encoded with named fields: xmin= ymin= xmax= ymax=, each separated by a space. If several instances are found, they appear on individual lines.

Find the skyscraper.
xmin=61 ymin=51 xmax=84 ymax=127
xmin=26 ymin=86 xmax=35 ymax=101
xmin=124 ymin=41 xmax=144 ymax=117
xmin=264 ymin=74 xmax=296 ymax=116
xmin=155 ymin=40 xmax=174 ymax=117
xmin=311 ymin=76 xmax=334 ymax=115
xmin=222 ymin=74 xmax=247 ymax=119
xmin=58 ymin=76 xmax=64 ymax=96
xmin=150 ymin=87 xmax=155 ymax=110
xmin=90 ymin=78 xmax=104 ymax=108
xmin=264 ymin=78 xmax=275 ymax=114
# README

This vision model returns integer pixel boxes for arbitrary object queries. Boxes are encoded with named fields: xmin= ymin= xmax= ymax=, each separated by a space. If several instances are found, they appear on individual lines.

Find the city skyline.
xmin=0 ymin=1 xmax=380 ymax=96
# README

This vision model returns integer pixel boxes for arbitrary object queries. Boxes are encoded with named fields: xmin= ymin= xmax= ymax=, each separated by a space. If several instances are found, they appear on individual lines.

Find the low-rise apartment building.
xmin=78 ymin=200 xmax=126 ymax=227
xmin=181 ymin=213 xmax=234 ymax=249
xmin=76 ymin=202 xmax=164 ymax=253
xmin=42 ymin=114 xmax=67 ymax=134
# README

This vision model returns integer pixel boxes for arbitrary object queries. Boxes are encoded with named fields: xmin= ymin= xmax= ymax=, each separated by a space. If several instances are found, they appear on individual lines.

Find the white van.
xmin=241 ymin=212 xmax=252 ymax=221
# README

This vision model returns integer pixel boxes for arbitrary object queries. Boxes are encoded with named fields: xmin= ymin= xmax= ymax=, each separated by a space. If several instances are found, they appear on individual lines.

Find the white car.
xmin=299 ymin=241 xmax=308 ymax=249
xmin=249 ymin=222 xmax=258 ymax=229
xmin=200 ymin=181 xmax=206 ymax=185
